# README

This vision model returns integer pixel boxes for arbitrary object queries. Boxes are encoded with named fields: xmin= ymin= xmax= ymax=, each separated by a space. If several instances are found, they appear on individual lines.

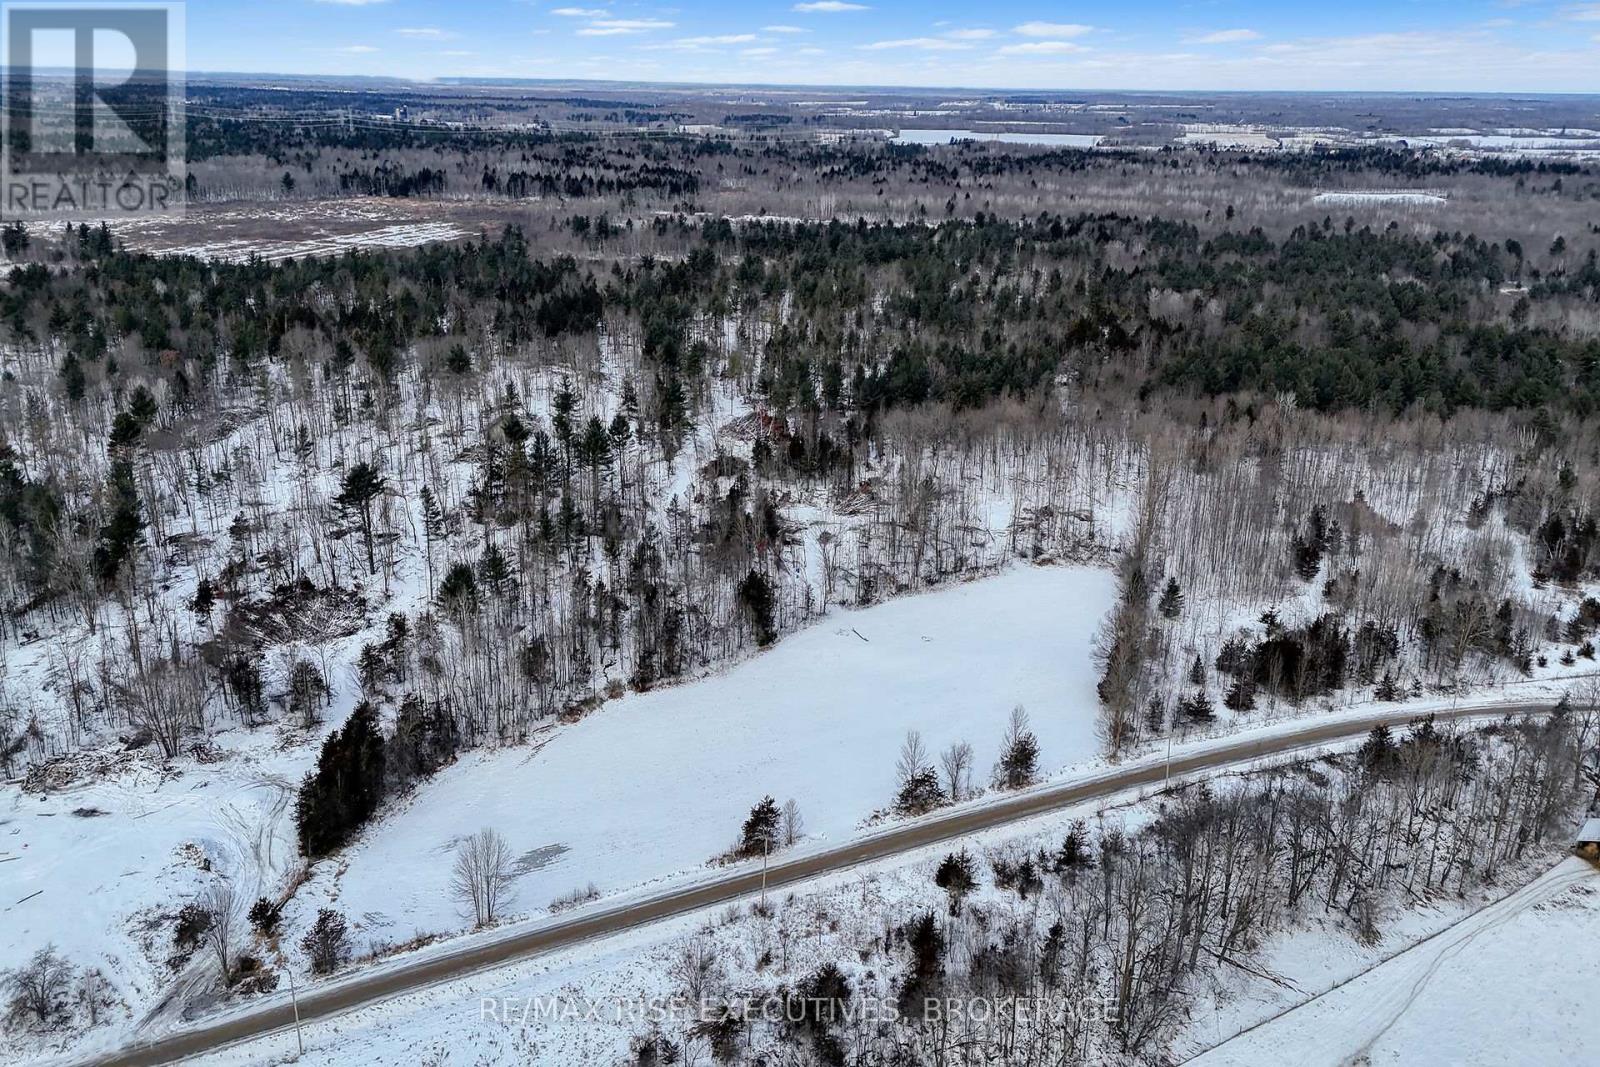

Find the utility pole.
xmin=760 ymin=833 xmax=769 ymax=910
xmin=1165 ymin=728 xmax=1172 ymax=790
xmin=285 ymin=952 xmax=304 ymax=1056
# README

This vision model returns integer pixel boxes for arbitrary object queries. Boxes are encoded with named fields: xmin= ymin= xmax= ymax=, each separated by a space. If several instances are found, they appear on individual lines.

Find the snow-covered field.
xmin=1178 ymin=126 xmax=1281 ymax=149
xmin=891 ymin=129 xmax=1104 ymax=148
xmin=1 ymin=641 xmax=376 ymax=1046
xmin=300 ymin=564 xmax=1114 ymax=952
xmin=1312 ymin=191 xmax=1447 ymax=207
xmin=56 ymin=198 xmax=487 ymax=262
xmin=139 ymin=221 xmax=473 ymax=263
xmin=1 ymin=562 xmax=1112 ymax=1061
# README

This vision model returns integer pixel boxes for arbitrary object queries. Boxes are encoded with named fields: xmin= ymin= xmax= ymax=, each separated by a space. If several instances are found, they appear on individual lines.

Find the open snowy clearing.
xmin=1187 ymin=857 xmax=1600 ymax=1067
xmin=303 ymin=564 xmax=1115 ymax=953
xmin=53 ymin=198 xmax=509 ymax=262
xmin=1312 ymin=191 xmax=1447 ymax=207
xmin=4 ymin=563 xmax=1110 ymax=1061
xmin=137 ymin=222 xmax=474 ymax=263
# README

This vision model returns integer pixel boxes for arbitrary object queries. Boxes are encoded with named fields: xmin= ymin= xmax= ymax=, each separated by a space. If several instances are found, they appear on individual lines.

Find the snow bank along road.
xmin=83 ymin=700 xmax=1557 ymax=1067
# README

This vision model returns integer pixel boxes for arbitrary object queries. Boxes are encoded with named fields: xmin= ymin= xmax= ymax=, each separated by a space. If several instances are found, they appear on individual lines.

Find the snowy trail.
xmin=1189 ymin=857 xmax=1599 ymax=1067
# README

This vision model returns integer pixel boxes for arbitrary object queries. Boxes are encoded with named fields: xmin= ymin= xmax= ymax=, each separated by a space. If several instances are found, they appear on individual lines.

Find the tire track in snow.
xmin=1189 ymin=857 xmax=1598 ymax=1067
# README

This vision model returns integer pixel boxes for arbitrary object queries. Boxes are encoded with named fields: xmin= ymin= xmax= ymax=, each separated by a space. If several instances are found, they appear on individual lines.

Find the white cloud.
xmin=762 ymin=24 xmax=807 ymax=33
xmin=943 ymin=28 xmax=997 ymax=40
xmin=336 ymin=44 xmax=379 ymax=52
xmin=440 ymin=49 xmax=475 ymax=56
xmin=998 ymin=40 xmax=1089 ymax=55
xmin=742 ymin=46 xmax=779 ymax=56
xmin=578 ymin=17 xmax=674 ymax=35
xmin=550 ymin=6 xmax=607 ymax=15
xmin=793 ymin=1 xmax=868 ymax=12
xmin=676 ymin=34 xmax=758 ymax=45
xmin=860 ymin=37 xmax=972 ymax=50
xmin=1564 ymin=3 xmax=1600 ymax=20
xmin=649 ymin=33 xmax=759 ymax=50
xmin=395 ymin=27 xmax=454 ymax=39
xmin=1187 ymin=28 xmax=1262 ymax=44
xmin=1012 ymin=21 xmax=1093 ymax=38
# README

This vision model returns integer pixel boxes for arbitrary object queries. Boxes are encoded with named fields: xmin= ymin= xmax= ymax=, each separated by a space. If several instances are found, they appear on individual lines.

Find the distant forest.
xmin=4 ymin=210 xmax=1598 ymax=422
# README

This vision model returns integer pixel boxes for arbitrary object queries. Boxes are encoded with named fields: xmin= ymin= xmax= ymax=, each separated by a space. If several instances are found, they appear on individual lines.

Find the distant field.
xmin=64 ymin=199 xmax=524 ymax=262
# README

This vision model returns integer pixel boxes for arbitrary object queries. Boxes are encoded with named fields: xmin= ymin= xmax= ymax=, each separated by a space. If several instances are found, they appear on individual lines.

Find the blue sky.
xmin=181 ymin=0 xmax=1600 ymax=91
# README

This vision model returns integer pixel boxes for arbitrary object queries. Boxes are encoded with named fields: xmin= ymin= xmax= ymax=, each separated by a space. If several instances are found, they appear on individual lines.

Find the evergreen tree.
xmin=1053 ymin=821 xmax=1092 ymax=876
xmin=737 ymin=570 xmax=777 ymax=647
xmin=127 ymin=385 xmax=158 ymax=428
xmin=59 ymin=353 xmax=86 ymax=402
xmin=897 ymin=912 xmax=945 ymax=1019
xmin=740 ymin=795 xmax=780 ymax=856
xmin=478 ymin=542 xmax=512 ymax=596
xmin=994 ymin=706 xmax=1039 ymax=789
xmin=1358 ymin=723 xmax=1399 ymax=775
xmin=335 ymin=461 xmax=386 ymax=577
xmin=439 ymin=561 xmax=479 ymax=614
xmin=1180 ymin=690 xmax=1216 ymax=723
xmin=552 ymin=377 xmax=576 ymax=473
xmin=94 ymin=458 xmax=144 ymax=583
xmin=1223 ymin=677 xmax=1257 ymax=711
xmin=299 ymin=909 xmax=350 ymax=974
xmin=934 ymin=849 xmax=978 ymax=915
xmin=190 ymin=576 xmax=215 ymax=618
xmin=1157 ymin=577 xmax=1184 ymax=619
xmin=295 ymin=703 xmax=387 ymax=857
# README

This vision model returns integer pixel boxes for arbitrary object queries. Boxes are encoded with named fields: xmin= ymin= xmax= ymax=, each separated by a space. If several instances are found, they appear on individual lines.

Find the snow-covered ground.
xmin=181 ymin=739 xmax=1163 ymax=1067
xmin=2 ymin=562 xmax=1112 ymax=1061
xmin=1312 ymin=191 xmax=1447 ymax=207
xmin=1188 ymin=857 xmax=1600 ymax=1066
xmin=174 ymin=728 xmax=1597 ymax=1067
xmin=298 ymin=564 xmax=1114 ymax=953
xmin=56 ymin=198 xmax=481 ymax=262
xmin=139 ymin=221 xmax=473 ymax=263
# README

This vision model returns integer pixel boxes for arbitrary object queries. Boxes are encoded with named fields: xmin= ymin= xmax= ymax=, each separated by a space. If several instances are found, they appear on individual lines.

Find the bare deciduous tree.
xmin=451 ymin=827 xmax=516 ymax=928
xmin=669 ymin=936 xmax=723 ymax=1005
xmin=940 ymin=740 xmax=973 ymax=802
xmin=896 ymin=730 xmax=930 ymax=789
xmin=4 ymin=945 xmax=72 ymax=1027
xmin=122 ymin=657 xmax=206 ymax=759
xmin=201 ymin=882 xmax=237 ymax=982
xmin=780 ymin=798 xmax=804 ymax=847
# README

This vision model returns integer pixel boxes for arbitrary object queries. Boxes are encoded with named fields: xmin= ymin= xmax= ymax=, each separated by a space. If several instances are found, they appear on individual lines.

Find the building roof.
xmin=1579 ymin=818 xmax=1600 ymax=844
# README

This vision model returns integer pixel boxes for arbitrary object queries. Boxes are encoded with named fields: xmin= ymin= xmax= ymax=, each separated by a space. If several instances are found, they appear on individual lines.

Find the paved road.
xmin=89 ymin=700 xmax=1551 ymax=1067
